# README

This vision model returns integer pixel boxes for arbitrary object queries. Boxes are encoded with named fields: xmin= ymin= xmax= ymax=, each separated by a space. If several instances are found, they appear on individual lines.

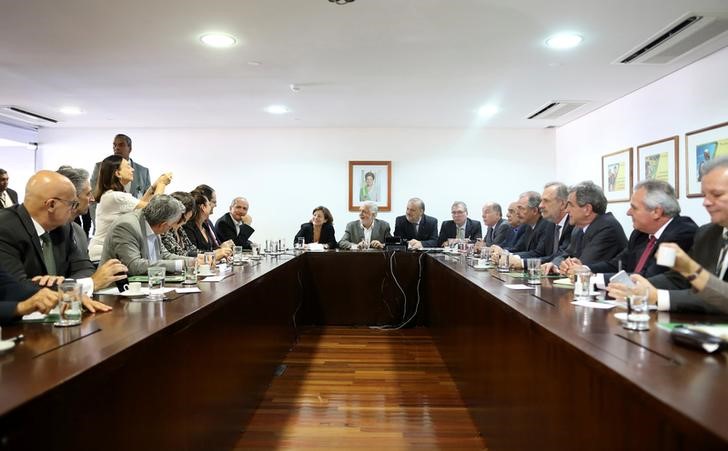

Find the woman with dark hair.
xmin=183 ymin=190 xmax=232 ymax=261
xmin=192 ymin=183 xmax=229 ymax=248
xmin=88 ymin=155 xmax=172 ymax=260
xmin=294 ymin=206 xmax=337 ymax=249
xmin=160 ymin=191 xmax=198 ymax=257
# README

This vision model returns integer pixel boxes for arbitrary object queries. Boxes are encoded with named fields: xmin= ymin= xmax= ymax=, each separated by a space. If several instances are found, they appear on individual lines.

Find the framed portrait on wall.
xmin=601 ymin=148 xmax=633 ymax=203
xmin=636 ymin=136 xmax=679 ymax=196
xmin=686 ymin=121 xmax=728 ymax=198
xmin=349 ymin=161 xmax=392 ymax=211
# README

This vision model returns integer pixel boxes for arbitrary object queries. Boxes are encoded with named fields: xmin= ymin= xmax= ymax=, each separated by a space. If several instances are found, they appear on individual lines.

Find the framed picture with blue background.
xmin=686 ymin=121 xmax=728 ymax=198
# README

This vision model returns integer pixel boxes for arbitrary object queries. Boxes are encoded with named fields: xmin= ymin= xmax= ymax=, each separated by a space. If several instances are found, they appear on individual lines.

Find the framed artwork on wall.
xmin=636 ymin=136 xmax=679 ymax=196
xmin=601 ymin=148 xmax=633 ymax=203
xmin=686 ymin=121 xmax=728 ymax=198
xmin=349 ymin=161 xmax=392 ymax=211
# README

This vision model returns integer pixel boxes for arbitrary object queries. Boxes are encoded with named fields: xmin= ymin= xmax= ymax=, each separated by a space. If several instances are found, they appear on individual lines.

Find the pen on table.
xmin=5 ymin=334 xmax=24 ymax=343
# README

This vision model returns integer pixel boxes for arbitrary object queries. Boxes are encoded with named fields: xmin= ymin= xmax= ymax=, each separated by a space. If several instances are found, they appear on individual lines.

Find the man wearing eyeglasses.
xmin=0 ymin=171 xmax=112 ymax=314
xmin=437 ymin=201 xmax=482 ymax=247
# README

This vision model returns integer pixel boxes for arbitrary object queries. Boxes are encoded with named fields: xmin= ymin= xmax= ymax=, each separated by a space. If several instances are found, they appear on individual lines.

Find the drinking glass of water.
xmin=233 ymin=246 xmax=244 ymax=265
xmin=54 ymin=279 xmax=82 ymax=327
xmin=625 ymin=285 xmax=650 ymax=331
xmin=147 ymin=266 xmax=166 ymax=301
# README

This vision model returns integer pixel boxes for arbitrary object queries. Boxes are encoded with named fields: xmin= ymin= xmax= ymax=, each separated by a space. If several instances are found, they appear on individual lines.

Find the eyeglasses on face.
xmin=50 ymin=197 xmax=80 ymax=210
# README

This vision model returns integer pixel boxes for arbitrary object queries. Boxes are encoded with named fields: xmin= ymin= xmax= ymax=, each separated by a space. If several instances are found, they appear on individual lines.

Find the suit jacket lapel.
xmin=525 ymin=218 xmax=540 ymax=249
xmin=416 ymin=216 xmax=424 ymax=240
xmin=371 ymin=220 xmax=380 ymax=241
xmin=17 ymin=205 xmax=46 ymax=271
xmin=137 ymin=211 xmax=151 ymax=259
xmin=352 ymin=221 xmax=363 ymax=243
xmin=571 ymin=228 xmax=584 ymax=256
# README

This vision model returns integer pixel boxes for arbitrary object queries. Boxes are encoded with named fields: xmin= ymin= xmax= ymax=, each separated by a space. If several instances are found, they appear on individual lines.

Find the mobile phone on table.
xmin=609 ymin=270 xmax=635 ymax=288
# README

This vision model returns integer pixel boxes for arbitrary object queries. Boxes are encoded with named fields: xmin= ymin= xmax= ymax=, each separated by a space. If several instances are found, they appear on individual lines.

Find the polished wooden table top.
xmin=430 ymin=254 xmax=728 ymax=444
xmin=0 ymin=254 xmax=298 ymax=417
xmin=1 ymin=250 xmax=726 ymax=446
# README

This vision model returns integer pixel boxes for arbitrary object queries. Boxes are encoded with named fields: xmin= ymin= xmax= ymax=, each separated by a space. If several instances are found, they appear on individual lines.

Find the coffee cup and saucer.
xmin=120 ymin=282 xmax=147 ymax=297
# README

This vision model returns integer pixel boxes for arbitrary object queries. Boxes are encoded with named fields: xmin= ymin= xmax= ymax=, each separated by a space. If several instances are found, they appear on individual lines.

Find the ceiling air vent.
xmin=527 ymin=101 xmax=588 ymax=120
xmin=0 ymin=106 xmax=57 ymax=128
xmin=616 ymin=12 xmax=728 ymax=65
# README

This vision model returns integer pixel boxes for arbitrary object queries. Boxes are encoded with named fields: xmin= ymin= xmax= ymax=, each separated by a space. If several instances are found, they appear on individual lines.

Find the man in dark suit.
xmin=0 ymin=168 xmax=18 ymax=208
xmin=481 ymin=202 xmax=513 ymax=247
xmin=610 ymin=158 xmax=728 ymax=314
xmin=0 ymin=266 xmax=59 ymax=324
xmin=546 ymin=181 xmax=627 ymax=272
xmin=494 ymin=191 xmax=555 ymax=264
xmin=0 ymin=171 xmax=114 ymax=313
xmin=500 ymin=201 xmax=524 ymax=250
xmin=569 ymin=180 xmax=696 ymax=285
xmin=393 ymin=197 xmax=438 ymax=249
xmin=437 ymin=201 xmax=482 ymax=246
xmin=215 ymin=197 xmax=255 ymax=249
xmin=537 ymin=182 xmax=574 ymax=263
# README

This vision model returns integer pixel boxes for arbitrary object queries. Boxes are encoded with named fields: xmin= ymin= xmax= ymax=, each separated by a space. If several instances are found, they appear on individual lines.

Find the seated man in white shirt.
xmin=338 ymin=201 xmax=392 ymax=250
xmin=100 ymin=194 xmax=186 ymax=276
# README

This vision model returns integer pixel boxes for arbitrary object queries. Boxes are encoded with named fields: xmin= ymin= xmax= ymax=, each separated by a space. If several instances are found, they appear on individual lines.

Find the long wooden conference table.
xmin=0 ymin=251 xmax=726 ymax=450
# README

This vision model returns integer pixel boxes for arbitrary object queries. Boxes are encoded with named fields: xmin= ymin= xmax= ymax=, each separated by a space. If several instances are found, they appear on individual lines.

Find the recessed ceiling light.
xmin=200 ymin=33 xmax=237 ymax=48
xmin=247 ymin=61 xmax=262 ymax=66
xmin=60 ymin=106 xmax=84 ymax=115
xmin=477 ymin=105 xmax=499 ymax=118
xmin=545 ymin=32 xmax=583 ymax=49
xmin=264 ymin=105 xmax=291 ymax=115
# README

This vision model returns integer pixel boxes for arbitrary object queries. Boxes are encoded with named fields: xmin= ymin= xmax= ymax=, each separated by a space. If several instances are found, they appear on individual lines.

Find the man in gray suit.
xmin=100 ymin=194 xmax=186 ymax=275
xmin=610 ymin=157 xmax=728 ymax=314
xmin=338 ymin=201 xmax=392 ymax=250
xmin=90 ymin=134 xmax=151 ymax=198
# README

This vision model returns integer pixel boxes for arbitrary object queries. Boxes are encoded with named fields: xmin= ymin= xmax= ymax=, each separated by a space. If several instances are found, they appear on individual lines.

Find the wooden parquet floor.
xmin=235 ymin=326 xmax=486 ymax=450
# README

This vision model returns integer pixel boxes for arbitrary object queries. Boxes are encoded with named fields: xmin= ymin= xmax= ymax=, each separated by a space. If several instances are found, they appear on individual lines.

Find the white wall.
xmin=0 ymin=147 xmax=36 ymax=200
xmin=0 ymin=123 xmax=39 ymax=201
xmin=38 ymin=127 xmax=555 ymax=242
xmin=555 ymin=46 xmax=728 ymax=234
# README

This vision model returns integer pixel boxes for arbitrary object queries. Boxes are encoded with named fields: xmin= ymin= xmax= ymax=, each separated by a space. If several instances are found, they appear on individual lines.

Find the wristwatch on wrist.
xmin=686 ymin=266 xmax=703 ymax=282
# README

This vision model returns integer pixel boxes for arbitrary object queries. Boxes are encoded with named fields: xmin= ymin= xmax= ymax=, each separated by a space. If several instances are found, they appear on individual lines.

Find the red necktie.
xmin=633 ymin=235 xmax=656 ymax=274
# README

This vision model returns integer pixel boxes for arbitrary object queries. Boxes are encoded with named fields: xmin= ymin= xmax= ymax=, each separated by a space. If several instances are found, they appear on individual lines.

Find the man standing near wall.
xmin=0 ymin=169 xmax=18 ymax=208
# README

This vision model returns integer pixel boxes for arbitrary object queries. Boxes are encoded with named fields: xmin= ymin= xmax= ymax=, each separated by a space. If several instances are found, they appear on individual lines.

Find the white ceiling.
xmin=1 ymin=0 xmax=727 ymax=129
